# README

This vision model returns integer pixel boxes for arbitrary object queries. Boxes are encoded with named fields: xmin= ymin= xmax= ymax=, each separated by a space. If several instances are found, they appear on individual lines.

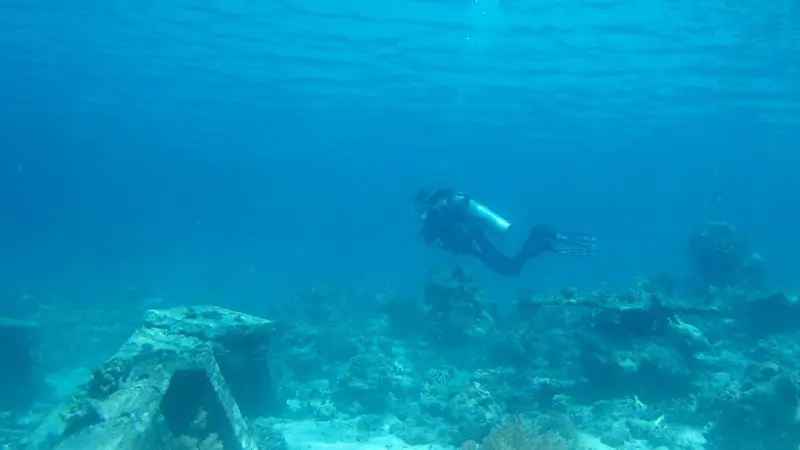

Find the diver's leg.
xmin=525 ymin=225 xmax=557 ymax=257
xmin=469 ymin=234 xmax=526 ymax=276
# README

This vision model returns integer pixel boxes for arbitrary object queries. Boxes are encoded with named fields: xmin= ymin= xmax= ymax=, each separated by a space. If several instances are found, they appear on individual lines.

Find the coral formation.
xmin=688 ymin=221 xmax=765 ymax=289
xmin=460 ymin=415 xmax=572 ymax=450
xmin=5 ymin=237 xmax=800 ymax=450
xmin=259 ymin=267 xmax=800 ymax=450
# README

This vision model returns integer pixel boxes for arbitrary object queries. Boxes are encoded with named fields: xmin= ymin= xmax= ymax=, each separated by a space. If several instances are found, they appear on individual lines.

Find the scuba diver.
xmin=415 ymin=188 xmax=596 ymax=276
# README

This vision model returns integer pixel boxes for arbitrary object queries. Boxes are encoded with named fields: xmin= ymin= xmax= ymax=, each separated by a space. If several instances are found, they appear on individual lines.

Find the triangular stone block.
xmin=28 ymin=306 xmax=275 ymax=450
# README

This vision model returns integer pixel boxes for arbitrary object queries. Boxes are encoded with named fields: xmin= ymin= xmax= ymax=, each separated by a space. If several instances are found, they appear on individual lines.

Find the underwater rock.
xmin=600 ymin=420 xmax=632 ymax=447
xmin=703 ymin=370 xmax=800 ymax=450
xmin=145 ymin=306 xmax=280 ymax=418
xmin=0 ymin=317 xmax=41 ymax=411
xmin=27 ymin=306 xmax=276 ymax=450
xmin=273 ymin=321 xmax=328 ymax=382
xmin=578 ymin=341 xmax=693 ymax=403
xmin=516 ymin=287 xmax=721 ymax=334
xmin=738 ymin=292 xmax=800 ymax=336
xmin=333 ymin=347 xmax=408 ymax=415
xmin=422 ymin=267 xmax=498 ymax=348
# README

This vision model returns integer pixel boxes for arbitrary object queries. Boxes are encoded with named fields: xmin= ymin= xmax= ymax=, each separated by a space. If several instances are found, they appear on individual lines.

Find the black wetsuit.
xmin=417 ymin=189 xmax=595 ymax=276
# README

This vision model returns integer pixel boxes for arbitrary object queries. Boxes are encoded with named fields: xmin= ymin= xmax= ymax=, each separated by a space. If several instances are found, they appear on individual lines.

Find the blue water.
xmin=1 ymin=0 xmax=798 ymax=307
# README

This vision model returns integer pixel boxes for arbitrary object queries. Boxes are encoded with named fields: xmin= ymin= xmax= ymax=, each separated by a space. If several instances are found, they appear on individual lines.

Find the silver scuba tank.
xmin=465 ymin=198 xmax=512 ymax=235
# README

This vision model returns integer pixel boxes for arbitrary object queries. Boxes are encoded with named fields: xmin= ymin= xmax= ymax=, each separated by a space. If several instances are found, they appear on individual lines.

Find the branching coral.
xmin=170 ymin=406 xmax=224 ymax=450
xmin=173 ymin=433 xmax=223 ymax=450
xmin=461 ymin=415 xmax=573 ymax=450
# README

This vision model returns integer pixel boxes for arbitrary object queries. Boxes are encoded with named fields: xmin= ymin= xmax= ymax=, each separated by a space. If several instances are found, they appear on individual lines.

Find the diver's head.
xmin=414 ymin=189 xmax=433 ymax=213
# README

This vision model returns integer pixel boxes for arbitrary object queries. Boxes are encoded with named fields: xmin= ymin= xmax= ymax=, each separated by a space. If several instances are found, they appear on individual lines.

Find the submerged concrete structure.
xmin=0 ymin=317 xmax=40 ymax=412
xmin=28 ymin=306 xmax=276 ymax=450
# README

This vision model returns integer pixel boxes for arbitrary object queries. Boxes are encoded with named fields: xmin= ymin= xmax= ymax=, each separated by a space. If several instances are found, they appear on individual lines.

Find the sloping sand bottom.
xmin=276 ymin=419 xmax=618 ymax=450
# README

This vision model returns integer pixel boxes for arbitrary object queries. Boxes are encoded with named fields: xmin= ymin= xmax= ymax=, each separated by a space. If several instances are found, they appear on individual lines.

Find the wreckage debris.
xmin=27 ymin=306 xmax=276 ymax=450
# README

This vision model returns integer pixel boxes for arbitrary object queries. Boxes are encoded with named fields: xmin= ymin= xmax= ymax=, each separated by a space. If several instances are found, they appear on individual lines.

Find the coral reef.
xmin=6 ymin=247 xmax=800 ymax=450
xmin=259 ymin=267 xmax=800 ymax=450
xmin=460 ymin=415 xmax=572 ymax=450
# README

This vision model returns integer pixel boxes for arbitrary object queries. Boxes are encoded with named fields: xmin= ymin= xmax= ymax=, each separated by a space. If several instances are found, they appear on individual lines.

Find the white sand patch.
xmin=274 ymin=418 xmax=704 ymax=450
xmin=674 ymin=425 xmax=707 ymax=449
xmin=276 ymin=419 xmax=452 ymax=450
xmin=575 ymin=432 xmax=615 ymax=450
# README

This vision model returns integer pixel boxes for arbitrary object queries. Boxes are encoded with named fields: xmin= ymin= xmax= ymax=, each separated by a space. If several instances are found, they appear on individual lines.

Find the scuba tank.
xmin=455 ymin=194 xmax=512 ymax=235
